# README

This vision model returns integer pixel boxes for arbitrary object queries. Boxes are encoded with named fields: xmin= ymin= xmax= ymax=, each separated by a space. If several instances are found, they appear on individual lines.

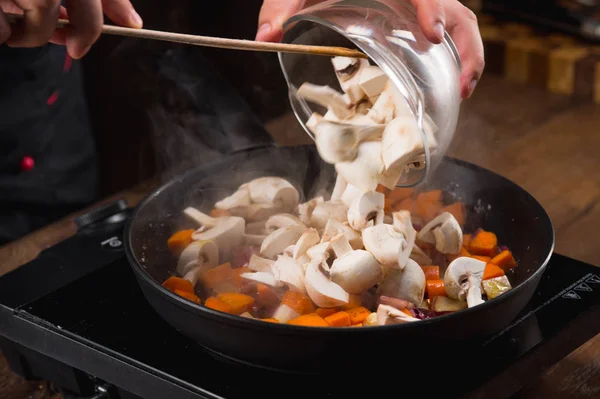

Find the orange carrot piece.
xmin=376 ymin=184 xmax=391 ymax=195
xmin=324 ymin=311 xmax=351 ymax=327
xmin=395 ymin=197 xmax=415 ymax=213
xmin=463 ymin=234 xmax=472 ymax=249
xmin=469 ymin=230 xmax=498 ymax=256
xmin=421 ymin=265 xmax=440 ymax=280
xmin=491 ymin=250 xmax=517 ymax=271
xmin=341 ymin=294 xmax=362 ymax=310
xmin=388 ymin=187 xmax=415 ymax=203
xmin=401 ymin=308 xmax=413 ymax=317
xmin=199 ymin=263 xmax=233 ymax=290
xmin=483 ymin=263 xmax=506 ymax=280
xmin=442 ymin=202 xmax=466 ymax=226
xmin=345 ymin=307 xmax=371 ymax=324
xmin=261 ymin=318 xmax=279 ymax=323
xmin=351 ymin=323 xmax=363 ymax=327
xmin=414 ymin=198 xmax=443 ymax=224
xmin=472 ymin=255 xmax=492 ymax=263
xmin=216 ymin=292 xmax=255 ymax=315
xmin=210 ymin=208 xmax=231 ymax=218
xmin=384 ymin=197 xmax=396 ymax=213
xmin=162 ymin=276 xmax=194 ymax=294
xmin=316 ymin=307 xmax=339 ymax=318
xmin=256 ymin=284 xmax=280 ymax=306
xmin=231 ymin=267 xmax=252 ymax=289
xmin=287 ymin=313 xmax=329 ymax=327
xmin=167 ymin=229 xmax=195 ymax=256
xmin=426 ymin=279 xmax=447 ymax=298
xmin=204 ymin=297 xmax=233 ymax=313
xmin=174 ymin=289 xmax=201 ymax=304
xmin=281 ymin=291 xmax=316 ymax=315
xmin=416 ymin=190 xmax=443 ymax=203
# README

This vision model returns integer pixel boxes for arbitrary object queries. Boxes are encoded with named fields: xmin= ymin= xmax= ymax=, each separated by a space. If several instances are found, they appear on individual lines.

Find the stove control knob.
xmin=74 ymin=199 xmax=128 ymax=229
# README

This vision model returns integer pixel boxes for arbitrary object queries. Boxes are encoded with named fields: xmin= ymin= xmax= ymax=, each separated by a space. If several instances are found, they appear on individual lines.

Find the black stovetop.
xmin=0 ymin=203 xmax=599 ymax=399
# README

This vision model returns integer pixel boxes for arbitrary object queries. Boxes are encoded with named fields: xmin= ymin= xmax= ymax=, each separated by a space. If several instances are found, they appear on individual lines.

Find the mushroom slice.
xmin=377 ymin=258 xmax=426 ymax=306
xmin=240 ymin=271 xmax=281 ymax=288
xmin=307 ymin=241 xmax=332 ymax=262
xmin=243 ymin=203 xmax=286 ymax=223
xmin=358 ymin=65 xmax=389 ymax=98
xmin=185 ymin=208 xmax=245 ymax=263
xmin=272 ymin=255 xmax=307 ymax=294
xmin=177 ymin=240 xmax=219 ymax=280
xmin=297 ymin=196 xmax=324 ymax=226
xmin=246 ymin=220 xmax=268 ymax=235
xmin=330 ymin=175 xmax=347 ymax=203
xmin=246 ymin=177 xmax=300 ymax=213
xmin=362 ymin=224 xmax=408 ymax=270
xmin=313 ymin=119 xmax=384 ymax=164
xmin=329 ymin=234 xmax=383 ymax=294
xmin=376 ymin=304 xmax=419 ymax=325
xmin=272 ymin=304 xmax=300 ymax=323
xmin=417 ymin=212 xmax=463 ymax=255
xmin=306 ymin=112 xmax=323 ymax=135
xmin=243 ymin=233 xmax=267 ymax=247
xmin=444 ymin=257 xmax=486 ymax=308
xmin=392 ymin=210 xmax=417 ymax=268
xmin=335 ymin=141 xmax=386 ymax=192
xmin=310 ymin=200 xmax=348 ymax=230
xmin=409 ymin=244 xmax=432 ymax=266
xmin=380 ymin=116 xmax=424 ymax=189
xmin=347 ymin=190 xmax=385 ymax=231
xmin=260 ymin=225 xmax=305 ymax=259
xmin=265 ymin=213 xmax=307 ymax=231
xmin=320 ymin=219 xmax=362 ymax=249
xmin=340 ymin=183 xmax=363 ymax=208
xmin=367 ymin=80 xmax=411 ymax=124
xmin=283 ymin=245 xmax=295 ymax=257
xmin=305 ymin=259 xmax=350 ymax=307
xmin=331 ymin=56 xmax=369 ymax=103
xmin=248 ymin=254 xmax=275 ymax=273
xmin=293 ymin=228 xmax=320 ymax=260
xmin=215 ymin=186 xmax=251 ymax=210
xmin=297 ymin=82 xmax=354 ymax=120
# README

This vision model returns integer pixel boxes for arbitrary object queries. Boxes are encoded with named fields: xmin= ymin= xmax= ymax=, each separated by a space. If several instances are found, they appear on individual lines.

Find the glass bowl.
xmin=278 ymin=0 xmax=462 ymax=187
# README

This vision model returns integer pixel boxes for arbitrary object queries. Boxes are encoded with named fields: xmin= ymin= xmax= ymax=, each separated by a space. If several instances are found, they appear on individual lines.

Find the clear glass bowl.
xmin=278 ymin=0 xmax=462 ymax=187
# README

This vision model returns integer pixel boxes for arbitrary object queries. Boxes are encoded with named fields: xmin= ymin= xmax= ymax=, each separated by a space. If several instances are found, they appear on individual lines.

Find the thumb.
xmin=255 ymin=0 xmax=306 ymax=42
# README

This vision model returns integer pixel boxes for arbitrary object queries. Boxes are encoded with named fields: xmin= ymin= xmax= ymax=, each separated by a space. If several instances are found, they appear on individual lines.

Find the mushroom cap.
xmin=192 ymin=217 xmax=245 ymax=263
xmin=260 ymin=225 xmax=304 ymax=259
xmin=177 ymin=240 xmax=219 ymax=276
xmin=215 ymin=187 xmax=251 ymax=210
xmin=314 ymin=121 xmax=362 ymax=164
xmin=376 ymin=258 xmax=426 ymax=306
xmin=409 ymin=244 xmax=433 ymax=266
xmin=184 ymin=207 xmax=217 ymax=228
xmin=306 ymin=241 xmax=332 ymax=262
xmin=265 ymin=213 xmax=307 ymax=231
xmin=245 ymin=220 xmax=268 ymax=235
xmin=246 ymin=177 xmax=300 ymax=213
xmin=297 ymin=196 xmax=324 ymax=226
xmin=347 ymin=190 xmax=385 ymax=231
xmin=362 ymin=223 xmax=406 ymax=267
xmin=330 ymin=249 xmax=384 ymax=294
xmin=273 ymin=255 xmax=307 ymax=294
xmin=376 ymin=304 xmax=419 ymax=325
xmin=297 ymin=83 xmax=354 ymax=120
xmin=272 ymin=304 xmax=301 ymax=323
xmin=293 ymin=228 xmax=320 ymax=260
xmin=243 ymin=233 xmax=266 ymax=247
xmin=444 ymin=256 xmax=486 ymax=303
xmin=240 ymin=271 xmax=282 ymax=288
xmin=310 ymin=201 xmax=348 ymax=230
xmin=381 ymin=116 xmax=424 ymax=177
xmin=392 ymin=210 xmax=417 ymax=268
xmin=340 ymin=183 xmax=363 ymax=208
xmin=330 ymin=175 xmax=348 ymax=202
xmin=305 ymin=260 xmax=350 ymax=308
xmin=248 ymin=254 xmax=275 ymax=272
xmin=243 ymin=203 xmax=286 ymax=222
xmin=335 ymin=141 xmax=386 ymax=192
xmin=417 ymin=212 xmax=463 ymax=254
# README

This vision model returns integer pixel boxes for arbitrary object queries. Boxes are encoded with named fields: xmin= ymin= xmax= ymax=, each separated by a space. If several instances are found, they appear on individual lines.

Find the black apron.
xmin=0 ymin=44 xmax=99 ymax=245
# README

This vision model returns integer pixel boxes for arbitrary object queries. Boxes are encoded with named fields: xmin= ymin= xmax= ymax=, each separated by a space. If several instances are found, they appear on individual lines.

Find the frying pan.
xmin=123 ymin=51 xmax=554 ymax=373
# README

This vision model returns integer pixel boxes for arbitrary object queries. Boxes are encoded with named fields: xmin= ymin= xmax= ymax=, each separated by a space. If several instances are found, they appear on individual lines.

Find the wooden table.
xmin=1 ymin=74 xmax=599 ymax=398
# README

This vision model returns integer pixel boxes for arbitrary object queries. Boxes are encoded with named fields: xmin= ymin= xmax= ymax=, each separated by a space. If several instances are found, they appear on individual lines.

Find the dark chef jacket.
xmin=0 ymin=44 xmax=98 ymax=245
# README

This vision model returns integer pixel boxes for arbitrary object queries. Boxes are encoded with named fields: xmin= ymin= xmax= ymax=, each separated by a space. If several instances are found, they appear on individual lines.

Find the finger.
xmin=48 ymin=5 xmax=66 ymax=45
xmin=64 ymin=0 xmax=103 ymax=59
xmin=256 ymin=0 xmax=306 ymax=42
xmin=408 ymin=0 xmax=445 ymax=44
xmin=6 ymin=0 xmax=61 ymax=48
xmin=102 ymin=0 xmax=143 ymax=28
xmin=446 ymin=7 xmax=484 ymax=98
xmin=0 ymin=10 xmax=11 ymax=44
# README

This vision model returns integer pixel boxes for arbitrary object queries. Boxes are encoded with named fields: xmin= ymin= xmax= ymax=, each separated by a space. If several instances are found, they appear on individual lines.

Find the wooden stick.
xmin=5 ymin=13 xmax=367 ymax=59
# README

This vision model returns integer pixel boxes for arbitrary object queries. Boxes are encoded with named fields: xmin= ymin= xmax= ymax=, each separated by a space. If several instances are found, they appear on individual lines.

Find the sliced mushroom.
xmin=347 ymin=190 xmax=385 ymax=231
xmin=248 ymin=254 xmax=275 ymax=272
xmin=243 ymin=203 xmax=286 ymax=222
xmin=297 ymin=196 xmax=324 ymax=226
xmin=293 ymin=228 xmax=320 ymax=260
xmin=335 ymin=141 xmax=386 ymax=192
xmin=329 ymin=234 xmax=384 ymax=294
xmin=240 ymin=271 xmax=281 ymax=287
xmin=409 ymin=244 xmax=433 ymax=266
xmin=331 ymin=56 xmax=369 ymax=103
xmin=320 ymin=218 xmax=363 ymax=249
xmin=380 ymin=116 xmax=424 ymax=188
xmin=185 ymin=208 xmax=245 ymax=263
xmin=265 ymin=213 xmax=306 ymax=231
xmin=392 ymin=210 xmax=417 ymax=268
xmin=444 ymin=257 xmax=486 ymax=308
xmin=377 ymin=258 xmax=426 ymax=306
xmin=358 ymin=65 xmax=389 ymax=98
xmin=283 ymin=245 xmax=295 ymax=257
xmin=417 ymin=212 xmax=463 ymax=255
xmin=376 ymin=304 xmax=420 ymax=325
xmin=363 ymin=312 xmax=378 ymax=326
xmin=243 ymin=233 xmax=267 ymax=247
xmin=330 ymin=175 xmax=347 ymax=202
xmin=313 ymin=119 xmax=385 ymax=164
xmin=245 ymin=177 xmax=300 ymax=213
xmin=310 ymin=200 xmax=348 ymax=230
xmin=260 ymin=225 xmax=305 ymax=259
xmin=272 ymin=255 xmax=306 ymax=294
xmin=214 ymin=186 xmax=251 ymax=210
xmin=362 ymin=223 xmax=408 ymax=270
xmin=246 ymin=220 xmax=268 ymax=235
xmin=304 ymin=259 xmax=350 ymax=307
xmin=272 ymin=304 xmax=300 ymax=323
xmin=340 ymin=183 xmax=363 ymax=208
xmin=297 ymin=82 xmax=354 ymax=120
xmin=306 ymin=112 xmax=323 ymax=135
xmin=367 ymin=80 xmax=411 ymax=124
xmin=306 ymin=241 xmax=332 ymax=262
xmin=177 ymin=240 xmax=219 ymax=279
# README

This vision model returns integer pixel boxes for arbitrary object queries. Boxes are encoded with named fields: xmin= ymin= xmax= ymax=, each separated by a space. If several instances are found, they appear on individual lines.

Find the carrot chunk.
xmin=316 ymin=307 xmax=339 ymax=318
xmin=204 ymin=297 xmax=233 ymax=313
xmin=401 ymin=308 xmax=414 ymax=317
xmin=288 ymin=313 xmax=329 ymax=327
xmin=281 ymin=291 xmax=316 ymax=315
xmin=324 ymin=311 xmax=351 ymax=327
xmin=256 ymin=284 xmax=280 ymax=306
xmin=231 ymin=267 xmax=252 ymax=289
xmin=395 ymin=197 xmax=415 ymax=213
xmin=483 ymin=263 xmax=506 ymax=280
xmin=174 ymin=289 xmax=201 ymax=304
xmin=442 ymin=202 xmax=466 ymax=226
xmin=491 ymin=249 xmax=517 ymax=271
xmin=388 ymin=187 xmax=415 ymax=203
xmin=426 ymin=279 xmax=447 ymax=298
xmin=421 ymin=265 xmax=440 ymax=280
xmin=472 ymin=255 xmax=492 ymax=263
xmin=462 ymin=234 xmax=472 ymax=248
xmin=376 ymin=184 xmax=391 ymax=195
xmin=447 ymin=246 xmax=471 ymax=262
xmin=345 ymin=307 xmax=371 ymax=324
xmin=469 ymin=230 xmax=498 ymax=256
xmin=167 ymin=229 xmax=195 ymax=256
xmin=210 ymin=208 xmax=231 ymax=218
xmin=199 ymin=263 xmax=233 ymax=290
xmin=162 ymin=276 xmax=194 ymax=294
xmin=384 ymin=197 xmax=396 ymax=213
xmin=261 ymin=318 xmax=279 ymax=323
xmin=351 ymin=323 xmax=363 ymax=327
xmin=216 ymin=292 xmax=255 ymax=315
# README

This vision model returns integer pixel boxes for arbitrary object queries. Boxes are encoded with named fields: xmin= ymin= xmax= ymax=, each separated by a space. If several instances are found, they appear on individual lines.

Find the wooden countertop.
xmin=1 ymin=74 xmax=599 ymax=398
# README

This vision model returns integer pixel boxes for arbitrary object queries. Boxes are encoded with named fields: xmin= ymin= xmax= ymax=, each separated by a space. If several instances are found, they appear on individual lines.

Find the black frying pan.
xmin=123 ymin=51 xmax=554 ymax=373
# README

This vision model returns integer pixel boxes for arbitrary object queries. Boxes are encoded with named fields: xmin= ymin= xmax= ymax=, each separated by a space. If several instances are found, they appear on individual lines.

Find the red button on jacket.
xmin=20 ymin=156 xmax=35 ymax=172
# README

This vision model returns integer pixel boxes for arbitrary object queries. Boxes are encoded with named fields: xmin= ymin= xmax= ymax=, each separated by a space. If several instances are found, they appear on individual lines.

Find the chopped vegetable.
xmin=388 ymin=187 xmax=414 ymax=203
xmin=324 ymin=311 xmax=351 ymax=327
xmin=167 ymin=229 xmax=195 ymax=256
xmin=162 ymin=276 xmax=194 ymax=294
xmin=210 ymin=208 xmax=231 ymax=218
xmin=261 ymin=318 xmax=279 ymax=323
xmin=216 ymin=293 xmax=255 ymax=315
xmin=462 ymin=233 xmax=472 ymax=248
xmin=491 ymin=249 xmax=517 ymax=271
xmin=482 ymin=275 xmax=512 ymax=299
xmin=174 ymin=289 xmax=201 ymax=304
xmin=281 ymin=291 xmax=316 ymax=315
xmin=341 ymin=294 xmax=362 ymax=310
xmin=426 ymin=279 xmax=447 ymax=298
xmin=205 ymin=296 xmax=233 ymax=313
xmin=316 ymin=307 xmax=339 ymax=318
xmin=231 ymin=266 xmax=252 ymax=289
xmin=199 ymin=262 xmax=233 ymax=290
xmin=483 ymin=263 xmax=505 ymax=280
xmin=421 ymin=265 xmax=440 ymax=280
xmin=288 ymin=313 xmax=329 ymax=327
xmin=469 ymin=230 xmax=498 ymax=256
xmin=430 ymin=296 xmax=467 ymax=312
xmin=255 ymin=284 xmax=280 ymax=307
xmin=345 ymin=306 xmax=371 ymax=324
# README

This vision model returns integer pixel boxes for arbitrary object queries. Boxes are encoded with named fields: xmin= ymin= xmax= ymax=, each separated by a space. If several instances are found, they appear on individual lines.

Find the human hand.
xmin=255 ymin=0 xmax=484 ymax=99
xmin=0 ymin=0 xmax=143 ymax=59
